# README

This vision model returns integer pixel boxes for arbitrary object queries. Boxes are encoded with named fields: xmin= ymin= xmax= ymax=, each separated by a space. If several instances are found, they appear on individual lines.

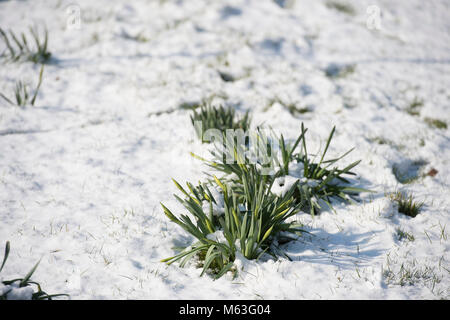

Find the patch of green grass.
xmin=383 ymin=258 xmax=441 ymax=291
xmin=389 ymin=191 xmax=424 ymax=218
xmin=395 ymin=228 xmax=415 ymax=242
xmin=325 ymin=1 xmax=356 ymax=15
xmin=121 ymin=30 xmax=150 ymax=43
xmin=369 ymin=136 xmax=405 ymax=151
xmin=285 ymin=104 xmax=311 ymax=116
xmin=178 ymin=101 xmax=202 ymax=111
xmin=264 ymin=97 xmax=312 ymax=115
xmin=191 ymin=102 xmax=251 ymax=143
xmin=0 ymin=241 xmax=69 ymax=300
xmin=406 ymin=97 xmax=423 ymax=116
xmin=371 ymin=136 xmax=392 ymax=146
xmin=419 ymin=138 xmax=425 ymax=147
xmin=263 ymin=97 xmax=282 ymax=112
xmin=424 ymin=118 xmax=447 ymax=130
xmin=296 ymin=106 xmax=312 ymax=114
xmin=0 ymin=65 xmax=44 ymax=107
xmin=0 ymin=26 xmax=51 ymax=64
xmin=325 ymin=63 xmax=356 ymax=79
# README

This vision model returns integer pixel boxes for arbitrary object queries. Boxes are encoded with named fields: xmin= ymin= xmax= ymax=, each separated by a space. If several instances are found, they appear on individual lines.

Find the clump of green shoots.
xmin=395 ymin=228 xmax=415 ymax=242
xmin=288 ymin=124 xmax=367 ymax=215
xmin=196 ymin=123 xmax=368 ymax=216
xmin=191 ymin=102 xmax=251 ymax=143
xmin=161 ymin=168 xmax=306 ymax=279
xmin=0 ymin=26 xmax=51 ymax=64
xmin=0 ymin=65 xmax=44 ymax=107
xmin=0 ymin=241 xmax=69 ymax=300
xmin=162 ymin=106 xmax=369 ymax=279
xmin=389 ymin=191 xmax=424 ymax=218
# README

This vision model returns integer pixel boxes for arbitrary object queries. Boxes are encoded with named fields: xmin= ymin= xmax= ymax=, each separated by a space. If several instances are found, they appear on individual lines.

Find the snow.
xmin=0 ymin=0 xmax=449 ymax=299
xmin=271 ymin=176 xmax=300 ymax=196
xmin=0 ymin=282 xmax=35 ymax=300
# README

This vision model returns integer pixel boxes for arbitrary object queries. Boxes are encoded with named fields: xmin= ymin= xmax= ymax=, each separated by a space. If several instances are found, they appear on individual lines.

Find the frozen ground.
xmin=0 ymin=0 xmax=449 ymax=299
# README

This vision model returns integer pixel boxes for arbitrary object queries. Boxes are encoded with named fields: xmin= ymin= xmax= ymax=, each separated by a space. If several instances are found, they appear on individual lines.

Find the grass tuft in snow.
xmin=424 ymin=118 xmax=447 ymax=130
xmin=383 ymin=258 xmax=442 ymax=291
xmin=264 ymin=96 xmax=311 ymax=115
xmin=325 ymin=1 xmax=356 ymax=16
xmin=178 ymin=101 xmax=202 ymax=111
xmin=191 ymin=102 xmax=251 ymax=143
xmin=369 ymin=136 xmax=405 ymax=151
xmin=161 ymin=170 xmax=306 ymax=278
xmin=0 ymin=26 xmax=51 ymax=64
xmin=325 ymin=63 xmax=356 ymax=79
xmin=0 ymin=241 xmax=69 ymax=300
xmin=120 ymin=29 xmax=150 ymax=43
xmin=396 ymin=228 xmax=415 ymax=242
xmin=389 ymin=191 xmax=424 ymax=218
xmin=0 ymin=65 xmax=44 ymax=107
xmin=406 ymin=97 xmax=423 ymax=116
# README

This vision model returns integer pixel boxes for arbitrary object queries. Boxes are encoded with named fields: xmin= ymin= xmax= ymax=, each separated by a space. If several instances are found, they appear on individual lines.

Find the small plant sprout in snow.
xmin=424 ymin=118 xmax=447 ymax=130
xmin=0 ymin=26 xmax=51 ymax=64
xmin=406 ymin=97 xmax=423 ymax=116
xmin=396 ymin=228 xmax=415 ymax=242
xmin=191 ymin=102 xmax=251 ymax=143
xmin=389 ymin=191 xmax=424 ymax=218
xmin=0 ymin=64 xmax=44 ymax=107
xmin=0 ymin=241 xmax=69 ymax=300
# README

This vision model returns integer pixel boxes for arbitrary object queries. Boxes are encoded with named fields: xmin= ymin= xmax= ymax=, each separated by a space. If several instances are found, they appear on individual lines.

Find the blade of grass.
xmin=30 ymin=64 xmax=44 ymax=106
xmin=0 ymin=241 xmax=10 ymax=273
xmin=20 ymin=258 xmax=41 ymax=287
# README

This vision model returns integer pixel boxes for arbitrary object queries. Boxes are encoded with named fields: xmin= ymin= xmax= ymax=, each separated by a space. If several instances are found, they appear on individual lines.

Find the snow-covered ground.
xmin=0 ymin=0 xmax=449 ymax=299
